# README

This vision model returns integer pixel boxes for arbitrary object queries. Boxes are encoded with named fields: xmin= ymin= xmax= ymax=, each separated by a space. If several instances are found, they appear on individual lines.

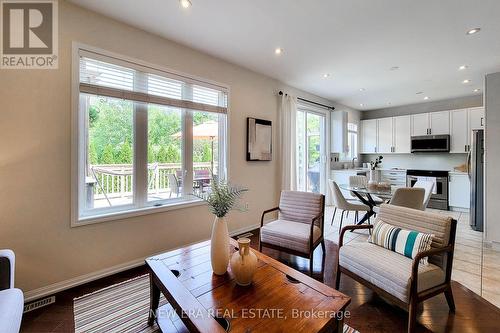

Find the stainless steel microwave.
xmin=411 ymin=135 xmax=450 ymax=153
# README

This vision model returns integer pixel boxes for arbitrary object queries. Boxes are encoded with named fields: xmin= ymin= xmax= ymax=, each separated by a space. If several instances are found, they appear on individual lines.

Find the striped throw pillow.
xmin=369 ymin=220 xmax=434 ymax=264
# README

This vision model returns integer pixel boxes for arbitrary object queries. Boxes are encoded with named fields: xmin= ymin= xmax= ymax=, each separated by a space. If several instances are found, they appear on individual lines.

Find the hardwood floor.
xmin=21 ymin=228 xmax=500 ymax=333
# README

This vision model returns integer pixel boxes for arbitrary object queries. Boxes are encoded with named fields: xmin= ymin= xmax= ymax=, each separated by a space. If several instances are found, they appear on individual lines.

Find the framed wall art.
xmin=246 ymin=117 xmax=272 ymax=161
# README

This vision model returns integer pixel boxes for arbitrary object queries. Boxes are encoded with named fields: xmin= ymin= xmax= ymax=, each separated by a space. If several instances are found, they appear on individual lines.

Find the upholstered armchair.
xmin=259 ymin=190 xmax=325 ymax=274
xmin=336 ymin=204 xmax=457 ymax=333
xmin=0 ymin=249 xmax=24 ymax=333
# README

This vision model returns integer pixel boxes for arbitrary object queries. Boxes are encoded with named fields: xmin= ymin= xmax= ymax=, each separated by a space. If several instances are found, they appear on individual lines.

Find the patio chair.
xmin=167 ymin=173 xmax=181 ymax=198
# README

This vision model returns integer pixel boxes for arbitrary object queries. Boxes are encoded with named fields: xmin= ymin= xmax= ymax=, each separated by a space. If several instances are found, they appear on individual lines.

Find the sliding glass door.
xmin=297 ymin=109 xmax=327 ymax=194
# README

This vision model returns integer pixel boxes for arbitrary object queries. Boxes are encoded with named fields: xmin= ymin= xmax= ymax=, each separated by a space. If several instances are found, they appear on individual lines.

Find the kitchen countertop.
xmin=449 ymin=171 xmax=468 ymax=175
xmin=331 ymin=168 xmax=370 ymax=173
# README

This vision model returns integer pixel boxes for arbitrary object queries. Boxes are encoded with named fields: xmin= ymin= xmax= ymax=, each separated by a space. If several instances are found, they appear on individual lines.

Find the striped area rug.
xmin=74 ymin=274 xmax=359 ymax=333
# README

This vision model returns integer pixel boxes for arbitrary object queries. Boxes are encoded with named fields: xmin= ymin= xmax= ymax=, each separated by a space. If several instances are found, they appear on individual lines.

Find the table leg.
xmin=350 ymin=191 xmax=375 ymax=227
xmin=148 ymin=273 xmax=161 ymax=326
xmin=335 ymin=316 xmax=345 ymax=333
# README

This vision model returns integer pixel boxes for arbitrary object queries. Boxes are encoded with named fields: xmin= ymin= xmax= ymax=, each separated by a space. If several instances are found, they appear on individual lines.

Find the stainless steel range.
xmin=406 ymin=170 xmax=449 ymax=210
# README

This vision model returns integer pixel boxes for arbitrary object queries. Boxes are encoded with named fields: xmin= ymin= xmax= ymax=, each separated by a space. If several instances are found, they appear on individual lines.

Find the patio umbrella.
xmin=171 ymin=121 xmax=218 ymax=172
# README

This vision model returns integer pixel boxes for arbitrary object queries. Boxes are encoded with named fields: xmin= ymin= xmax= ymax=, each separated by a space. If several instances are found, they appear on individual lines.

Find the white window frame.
xmin=71 ymin=43 xmax=230 ymax=227
xmin=296 ymin=102 xmax=330 ymax=195
xmin=346 ymin=122 xmax=358 ymax=160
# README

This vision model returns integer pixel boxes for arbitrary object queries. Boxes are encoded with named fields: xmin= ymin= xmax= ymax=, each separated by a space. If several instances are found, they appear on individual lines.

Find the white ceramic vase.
xmin=210 ymin=216 xmax=230 ymax=275
xmin=230 ymin=238 xmax=258 ymax=286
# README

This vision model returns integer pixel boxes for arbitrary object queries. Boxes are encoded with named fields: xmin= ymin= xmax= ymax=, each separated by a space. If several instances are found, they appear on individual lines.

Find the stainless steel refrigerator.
xmin=469 ymin=129 xmax=484 ymax=232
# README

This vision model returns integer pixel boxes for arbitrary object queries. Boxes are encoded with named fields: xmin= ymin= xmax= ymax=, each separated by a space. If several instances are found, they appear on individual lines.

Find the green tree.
xmin=118 ymin=140 xmax=132 ymax=164
xmin=148 ymin=144 xmax=156 ymax=163
xmin=165 ymin=144 xmax=181 ymax=163
xmin=101 ymin=144 xmax=115 ymax=164
xmin=89 ymin=98 xmax=133 ymax=161
xmin=89 ymin=105 xmax=99 ymax=127
xmin=88 ymin=141 xmax=98 ymax=165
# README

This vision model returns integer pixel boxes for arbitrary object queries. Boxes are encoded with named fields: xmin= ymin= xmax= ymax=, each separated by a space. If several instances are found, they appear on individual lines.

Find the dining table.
xmin=338 ymin=184 xmax=402 ymax=227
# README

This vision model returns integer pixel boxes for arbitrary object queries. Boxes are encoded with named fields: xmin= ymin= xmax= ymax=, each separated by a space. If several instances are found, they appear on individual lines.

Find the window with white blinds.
xmin=79 ymin=51 xmax=228 ymax=114
xmin=73 ymin=47 xmax=228 ymax=225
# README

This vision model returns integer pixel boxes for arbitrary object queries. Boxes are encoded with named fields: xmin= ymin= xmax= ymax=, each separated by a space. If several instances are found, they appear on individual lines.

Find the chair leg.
xmin=444 ymin=286 xmax=456 ymax=312
xmin=335 ymin=265 xmax=341 ymax=290
xmin=346 ymin=211 xmax=350 ymax=218
xmin=338 ymin=211 xmax=345 ymax=233
xmin=407 ymin=297 xmax=418 ymax=333
xmin=309 ymin=253 xmax=314 ymax=276
xmin=259 ymin=238 xmax=262 ymax=252
xmin=331 ymin=207 xmax=337 ymax=226
xmin=355 ymin=211 xmax=358 ymax=222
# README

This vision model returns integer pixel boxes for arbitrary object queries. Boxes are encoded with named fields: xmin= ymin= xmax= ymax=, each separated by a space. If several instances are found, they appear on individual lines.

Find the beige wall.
xmin=0 ymin=1 xmax=352 ymax=294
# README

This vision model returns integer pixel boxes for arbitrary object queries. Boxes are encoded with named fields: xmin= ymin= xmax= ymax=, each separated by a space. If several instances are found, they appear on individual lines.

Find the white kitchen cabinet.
xmin=361 ymin=119 xmax=377 ymax=153
xmin=469 ymin=107 xmax=485 ymax=130
xmin=331 ymin=111 xmax=348 ymax=153
xmin=360 ymin=108 xmax=473 ymax=155
xmin=411 ymin=111 xmax=450 ymax=136
xmin=411 ymin=113 xmax=430 ymax=136
xmin=429 ymin=111 xmax=450 ymax=135
xmin=393 ymin=115 xmax=411 ymax=153
xmin=377 ymin=117 xmax=393 ymax=153
xmin=449 ymin=173 xmax=470 ymax=209
xmin=450 ymin=109 xmax=469 ymax=153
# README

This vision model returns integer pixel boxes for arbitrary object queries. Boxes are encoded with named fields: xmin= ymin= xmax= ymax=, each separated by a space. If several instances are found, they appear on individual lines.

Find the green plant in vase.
xmin=194 ymin=177 xmax=247 ymax=275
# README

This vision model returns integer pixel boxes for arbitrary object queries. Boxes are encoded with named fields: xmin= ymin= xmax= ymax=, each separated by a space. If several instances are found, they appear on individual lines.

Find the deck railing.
xmin=89 ymin=162 xmax=215 ymax=199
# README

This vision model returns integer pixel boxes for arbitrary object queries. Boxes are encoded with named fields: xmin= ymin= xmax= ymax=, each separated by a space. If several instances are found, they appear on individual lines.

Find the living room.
xmin=1 ymin=1 xmax=499 ymax=332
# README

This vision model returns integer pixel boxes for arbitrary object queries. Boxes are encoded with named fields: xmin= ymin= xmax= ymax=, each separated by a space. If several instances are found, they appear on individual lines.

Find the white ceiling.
xmin=69 ymin=0 xmax=500 ymax=110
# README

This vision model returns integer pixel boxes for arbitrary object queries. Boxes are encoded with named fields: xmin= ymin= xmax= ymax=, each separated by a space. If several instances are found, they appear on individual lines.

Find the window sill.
xmin=72 ymin=198 xmax=205 ymax=227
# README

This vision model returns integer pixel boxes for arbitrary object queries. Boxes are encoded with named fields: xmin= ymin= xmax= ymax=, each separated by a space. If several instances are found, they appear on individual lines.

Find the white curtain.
xmin=279 ymin=94 xmax=297 ymax=191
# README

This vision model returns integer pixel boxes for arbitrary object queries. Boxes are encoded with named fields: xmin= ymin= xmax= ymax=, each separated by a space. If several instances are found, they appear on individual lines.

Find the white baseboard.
xmin=24 ymin=223 xmax=260 ymax=303
xmin=229 ymin=223 xmax=260 ymax=237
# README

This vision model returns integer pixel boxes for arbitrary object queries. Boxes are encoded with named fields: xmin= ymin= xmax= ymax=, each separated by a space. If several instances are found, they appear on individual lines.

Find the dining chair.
xmin=389 ymin=187 xmax=425 ymax=210
xmin=413 ymin=180 xmax=435 ymax=209
xmin=349 ymin=175 xmax=384 ymax=204
xmin=329 ymin=180 xmax=369 ymax=231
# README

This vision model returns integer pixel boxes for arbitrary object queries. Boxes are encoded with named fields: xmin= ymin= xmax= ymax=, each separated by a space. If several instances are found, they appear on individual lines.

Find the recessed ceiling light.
xmin=473 ymin=88 xmax=481 ymax=93
xmin=416 ymin=91 xmax=423 ymax=95
xmin=459 ymin=65 xmax=468 ymax=70
xmin=359 ymin=88 xmax=365 ymax=92
xmin=179 ymin=0 xmax=192 ymax=8
xmin=463 ymin=79 xmax=471 ymax=84
xmin=323 ymin=73 xmax=331 ymax=78
xmin=274 ymin=48 xmax=283 ymax=55
xmin=466 ymin=28 xmax=481 ymax=35
xmin=390 ymin=66 xmax=400 ymax=71
xmin=423 ymin=96 xmax=430 ymax=100
xmin=359 ymin=103 xmax=364 ymax=107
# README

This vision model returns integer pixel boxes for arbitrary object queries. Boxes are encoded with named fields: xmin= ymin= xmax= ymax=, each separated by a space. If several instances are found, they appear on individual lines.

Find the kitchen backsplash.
xmin=361 ymin=153 xmax=468 ymax=171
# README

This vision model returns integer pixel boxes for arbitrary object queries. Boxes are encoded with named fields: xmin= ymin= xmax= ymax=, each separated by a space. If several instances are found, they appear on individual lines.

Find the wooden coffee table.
xmin=146 ymin=239 xmax=350 ymax=333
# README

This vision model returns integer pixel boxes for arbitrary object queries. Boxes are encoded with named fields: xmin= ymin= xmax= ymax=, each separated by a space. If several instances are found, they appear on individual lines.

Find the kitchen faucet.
xmin=351 ymin=157 xmax=358 ymax=169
